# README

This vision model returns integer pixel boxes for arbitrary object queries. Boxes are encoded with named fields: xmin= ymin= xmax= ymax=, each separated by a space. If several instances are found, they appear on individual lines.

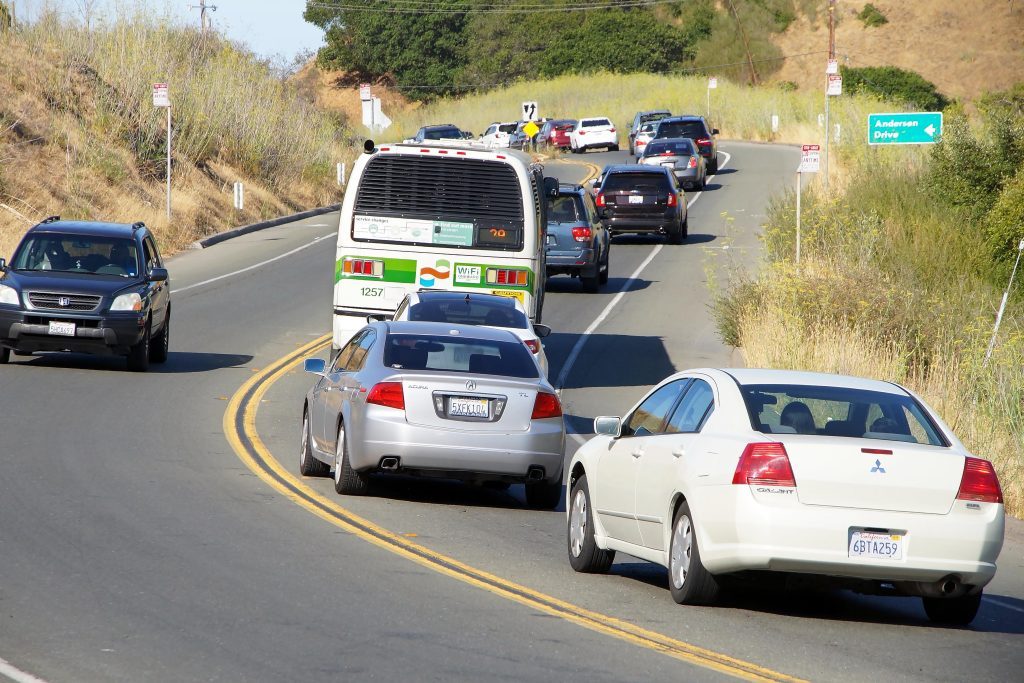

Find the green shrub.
xmin=984 ymin=168 xmax=1024 ymax=266
xmin=857 ymin=4 xmax=889 ymax=27
xmin=840 ymin=65 xmax=949 ymax=111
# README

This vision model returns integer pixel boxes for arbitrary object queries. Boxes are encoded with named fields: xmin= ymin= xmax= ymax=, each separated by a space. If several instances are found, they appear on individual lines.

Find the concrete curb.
xmin=193 ymin=204 xmax=341 ymax=249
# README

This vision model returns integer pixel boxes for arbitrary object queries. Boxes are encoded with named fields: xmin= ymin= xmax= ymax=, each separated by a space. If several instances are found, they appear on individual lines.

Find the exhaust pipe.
xmin=527 ymin=466 xmax=545 ymax=481
xmin=940 ymin=578 xmax=960 ymax=595
xmin=380 ymin=457 xmax=400 ymax=471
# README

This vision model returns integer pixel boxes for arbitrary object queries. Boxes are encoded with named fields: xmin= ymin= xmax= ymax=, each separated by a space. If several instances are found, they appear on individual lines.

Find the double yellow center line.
xmin=223 ymin=340 xmax=805 ymax=683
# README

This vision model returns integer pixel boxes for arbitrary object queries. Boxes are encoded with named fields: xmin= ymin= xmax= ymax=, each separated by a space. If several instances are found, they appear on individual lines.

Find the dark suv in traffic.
xmin=652 ymin=115 xmax=720 ymax=173
xmin=593 ymin=166 xmax=688 ymax=244
xmin=545 ymin=184 xmax=610 ymax=292
xmin=0 ymin=217 xmax=170 ymax=371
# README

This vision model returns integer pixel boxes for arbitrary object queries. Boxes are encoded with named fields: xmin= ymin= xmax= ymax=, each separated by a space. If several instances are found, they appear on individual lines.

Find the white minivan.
xmin=331 ymin=140 xmax=556 ymax=353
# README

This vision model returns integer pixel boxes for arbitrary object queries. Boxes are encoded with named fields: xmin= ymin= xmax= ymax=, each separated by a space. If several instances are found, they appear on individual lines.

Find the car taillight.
xmin=524 ymin=339 xmax=541 ymax=354
xmin=531 ymin=392 xmax=562 ymax=419
xmin=578 ymin=130 xmax=586 ymax=135
xmin=637 ymin=140 xmax=647 ymax=146
xmin=666 ymin=193 xmax=677 ymax=207
xmin=609 ymin=128 xmax=616 ymax=133
xmin=956 ymin=457 xmax=1003 ymax=504
xmin=343 ymin=258 xmax=384 ymax=277
xmin=366 ymin=382 xmax=405 ymax=410
xmin=658 ymin=152 xmax=674 ymax=157
xmin=732 ymin=442 xmax=796 ymax=487
xmin=571 ymin=226 xmax=592 ymax=242
xmin=486 ymin=268 xmax=528 ymax=286
xmin=688 ymin=156 xmax=698 ymax=168
xmin=696 ymin=137 xmax=711 ymax=146
xmin=595 ymin=193 xmax=605 ymax=207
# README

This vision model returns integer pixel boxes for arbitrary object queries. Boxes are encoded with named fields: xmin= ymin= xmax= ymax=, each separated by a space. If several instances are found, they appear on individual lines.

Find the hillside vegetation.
xmin=0 ymin=9 xmax=350 ymax=259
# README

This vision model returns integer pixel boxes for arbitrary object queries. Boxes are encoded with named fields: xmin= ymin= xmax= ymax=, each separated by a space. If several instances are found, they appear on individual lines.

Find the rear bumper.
xmin=0 ymin=307 xmax=146 ymax=354
xmin=352 ymin=412 xmax=565 ymax=483
xmin=693 ymin=486 xmax=1004 ymax=588
xmin=546 ymin=247 xmax=597 ymax=273
xmin=604 ymin=214 xmax=679 ymax=233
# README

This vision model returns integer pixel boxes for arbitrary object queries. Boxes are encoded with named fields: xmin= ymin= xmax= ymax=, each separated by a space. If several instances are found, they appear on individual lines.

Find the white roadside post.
xmin=707 ymin=76 xmax=717 ymax=120
xmin=337 ymin=162 xmax=346 ymax=186
xmin=152 ymin=83 xmax=171 ymax=220
xmin=233 ymin=181 xmax=244 ymax=211
xmin=984 ymin=238 xmax=1024 ymax=366
xmin=824 ymin=61 xmax=841 ymax=193
xmin=796 ymin=145 xmax=821 ymax=265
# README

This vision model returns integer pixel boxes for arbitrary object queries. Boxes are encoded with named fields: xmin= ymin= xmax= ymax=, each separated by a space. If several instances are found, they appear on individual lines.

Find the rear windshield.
xmin=644 ymin=140 xmax=696 ymax=156
xmin=11 ymin=234 xmax=139 ymax=277
xmin=546 ymin=194 xmax=582 ymax=223
xmin=656 ymin=121 xmax=707 ymax=140
xmin=639 ymin=112 xmax=670 ymax=125
xmin=739 ymin=383 xmax=948 ymax=446
xmin=582 ymin=119 xmax=611 ymax=127
xmin=384 ymin=334 xmax=539 ymax=378
xmin=422 ymin=127 xmax=461 ymax=140
xmin=407 ymin=298 xmax=529 ymax=329
xmin=498 ymin=123 xmax=518 ymax=134
xmin=602 ymin=172 xmax=671 ymax=193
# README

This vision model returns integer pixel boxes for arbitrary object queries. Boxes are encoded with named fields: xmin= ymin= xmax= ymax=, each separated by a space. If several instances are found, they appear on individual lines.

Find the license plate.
xmin=449 ymin=397 xmax=489 ymax=418
xmin=849 ymin=531 xmax=903 ymax=560
xmin=628 ymin=195 xmax=644 ymax=204
xmin=661 ymin=162 xmax=676 ymax=169
xmin=48 ymin=321 xmax=76 ymax=337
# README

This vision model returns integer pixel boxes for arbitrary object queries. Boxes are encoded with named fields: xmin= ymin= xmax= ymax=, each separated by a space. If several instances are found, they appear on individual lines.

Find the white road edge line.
xmin=0 ymin=657 xmax=50 ymax=683
xmin=559 ymin=151 xmax=732 ymax=447
xmin=984 ymin=596 xmax=1024 ymax=614
xmin=170 ymin=233 xmax=336 ymax=295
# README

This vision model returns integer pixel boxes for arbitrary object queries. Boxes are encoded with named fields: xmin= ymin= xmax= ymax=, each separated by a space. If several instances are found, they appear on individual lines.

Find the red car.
xmin=538 ymin=119 xmax=576 ymax=151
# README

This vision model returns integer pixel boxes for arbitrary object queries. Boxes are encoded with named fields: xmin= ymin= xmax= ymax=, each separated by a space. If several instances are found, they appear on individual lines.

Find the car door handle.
xmin=672 ymin=447 xmax=685 ymax=459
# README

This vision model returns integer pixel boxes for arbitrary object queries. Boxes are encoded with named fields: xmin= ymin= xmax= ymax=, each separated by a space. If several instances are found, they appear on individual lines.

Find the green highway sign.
xmin=868 ymin=112 xmax=943 ymax=145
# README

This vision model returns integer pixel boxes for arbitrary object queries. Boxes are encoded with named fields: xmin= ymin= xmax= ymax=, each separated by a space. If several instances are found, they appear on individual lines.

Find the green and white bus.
xmin=332 ymin=141 xmax=556 ymax=352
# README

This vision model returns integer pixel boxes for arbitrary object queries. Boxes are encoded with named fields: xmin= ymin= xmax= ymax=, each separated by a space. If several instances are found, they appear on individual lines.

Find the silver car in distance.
xmin=299 ymin=321 xmax=566 ymax=509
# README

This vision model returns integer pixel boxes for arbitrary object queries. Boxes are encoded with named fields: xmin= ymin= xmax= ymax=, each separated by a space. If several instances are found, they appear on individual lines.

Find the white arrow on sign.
xmin=924 ymin=124 xmax=936 ymax=137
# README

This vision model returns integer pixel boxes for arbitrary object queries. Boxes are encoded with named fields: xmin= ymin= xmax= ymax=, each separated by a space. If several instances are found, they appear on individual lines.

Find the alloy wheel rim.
xmin=569 ymin=489 xmax=587 ymax=557
xmin=300 ymin=414 xmax=309 ymax=466
xmin=670 ymin=514 xmax=693 ymax=590
xmin=334 ymin=425 xmax=345 ymax=483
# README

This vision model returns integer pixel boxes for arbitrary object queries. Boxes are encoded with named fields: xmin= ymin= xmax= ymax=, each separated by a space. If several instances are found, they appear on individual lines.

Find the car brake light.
xmin=657 ymin=152 xmax=674 ymax=157
xmin=666 ymin=193 xmax=677 ymax=207
xmin=485 ymin=268 xmax=528 ymax=286
xmin=956 ymin=457 xmax=1003 ymax=504
xmin=524 ymin=339 xmax=541 ymax=354
xmin=343 ymin=258 xmax=384 ymax=277
xmin=531 ymin=392 xmax=562 ymax=419
xmin=609 ymin=128 xmax=616 ymax=133
xmin=688 ymin=156 xmax=698 ymax=168
xmin=367 ymin=382 xmax=405 ymax=410
xmin=595 ymin=193 xmax=605 ymax=207
xmin=637 ymin=140 xmax=647 ymax=146
xmin=696 ymin=137 xmax=711 ymax=146
xmin=732 ymin=442 xmax=796 ymax=487
xmin=571 ymin=226 xmax=592 ymax=242
xmin=578 ymin=130 xmax=586 ymax=135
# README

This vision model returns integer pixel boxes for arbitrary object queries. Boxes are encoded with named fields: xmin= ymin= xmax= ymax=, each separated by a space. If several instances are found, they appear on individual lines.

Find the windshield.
xmin=739 ymin=383 xmax=948 ymax=446
xmin=644 ymin=140 xmax=696 ymax=156
xmin=547 ymin=195 xmax=582 ymax=223
xmin=11 ymin=234 xmax=139 ymax=277
xmin=602 ymin=172 xmax=671 ymax=193
xmin=498 ymin=123 xmax=517 ymax=134
xmin=406 ymin=298 xmax=529 ymax=329
xmin=384 ymin=334 xmax=539 ymax=378
xmin=656 ymin=121 xmax=707 ymax=140
xmin=423 ymin=127 xmax=461 ymax=140
xmin=640 ymin=112 xmax=670 ymax=125
xmin=582 ymin=119 xmax=611 ymax=127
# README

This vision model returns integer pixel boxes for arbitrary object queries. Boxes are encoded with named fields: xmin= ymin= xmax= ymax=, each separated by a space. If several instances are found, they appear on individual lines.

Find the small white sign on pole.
xmin=826 ymin=58 xmax=839 ymax=75
xmin=771 ymin=114 xmax=779 ymax=133
xmin=799 ymin=144 xmax=821 ymax=173
xmin=827 ymin=74 xmax=843 ymax=96
xmin=337 ymin=162 xmax=346 ymax=186
xmin=708 ymin=76 xmax=718 ymax=89
xmin=152 ymin=83 xmax=170 ymax=108
xmin=521 ymin=101 xmax=539 ymax=122
xmin=359 ymin=83 xmax=372 ymax=101
xmin=233 ymin=182 xmax=244 ymax=211
xmin=818 ymin=113 xmax=825 ymax=128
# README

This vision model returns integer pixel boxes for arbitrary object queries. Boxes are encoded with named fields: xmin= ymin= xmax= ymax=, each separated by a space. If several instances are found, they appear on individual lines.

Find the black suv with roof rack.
xmin=0 ymin=217 xmax=170 ymax=371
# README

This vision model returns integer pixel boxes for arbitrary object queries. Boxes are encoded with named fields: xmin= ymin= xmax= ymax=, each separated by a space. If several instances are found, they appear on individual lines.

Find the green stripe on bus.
xmin=335 ymin=256 xmax=418 ymax=284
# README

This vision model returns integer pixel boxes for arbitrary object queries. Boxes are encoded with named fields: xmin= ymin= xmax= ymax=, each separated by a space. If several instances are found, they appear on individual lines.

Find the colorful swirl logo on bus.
xmin=419 ymin=259 xmax=451 ymax=287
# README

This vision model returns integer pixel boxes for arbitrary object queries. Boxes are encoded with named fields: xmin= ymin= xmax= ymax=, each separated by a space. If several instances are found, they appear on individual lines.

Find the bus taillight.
xmin=343 ymin=258 xmax=384 ymax=278
xmin=485 ymin=268 xmax=528 ymax=286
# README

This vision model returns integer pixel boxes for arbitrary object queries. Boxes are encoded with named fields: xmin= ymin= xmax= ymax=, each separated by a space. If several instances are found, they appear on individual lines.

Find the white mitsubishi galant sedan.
xmin=566 ymin=368 xmax=1005 ymax=625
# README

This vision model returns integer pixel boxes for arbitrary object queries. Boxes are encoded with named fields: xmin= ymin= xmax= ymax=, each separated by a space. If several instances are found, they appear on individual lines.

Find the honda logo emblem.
xmin=466 ymin=380 xmax=476 ymax=391
xmin=58 ymin=297 xmax=70 ymax=307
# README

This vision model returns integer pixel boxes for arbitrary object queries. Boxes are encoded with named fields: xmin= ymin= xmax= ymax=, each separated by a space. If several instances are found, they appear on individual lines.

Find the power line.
xmin=304 ymin=0 xmax=682 ymax=14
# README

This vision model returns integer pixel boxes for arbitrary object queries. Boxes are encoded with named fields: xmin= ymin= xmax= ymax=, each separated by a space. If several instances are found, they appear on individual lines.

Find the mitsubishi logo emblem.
xmin=870 ymin=459 xmax=886 ymax=474
xmin=58 ymin=296 xmax=70 ymax=307
xmin=466 ymin=380 xmax=476 ymax=391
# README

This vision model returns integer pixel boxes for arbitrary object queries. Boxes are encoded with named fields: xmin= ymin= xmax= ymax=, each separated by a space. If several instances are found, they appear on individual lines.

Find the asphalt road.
xmin=1 ymin=143 xmax=1022 ymax=683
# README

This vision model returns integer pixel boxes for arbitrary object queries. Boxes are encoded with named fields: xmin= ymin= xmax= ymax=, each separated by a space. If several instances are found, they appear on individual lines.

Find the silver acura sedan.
xmin=299 ymin=320 xmax=566 ymax=509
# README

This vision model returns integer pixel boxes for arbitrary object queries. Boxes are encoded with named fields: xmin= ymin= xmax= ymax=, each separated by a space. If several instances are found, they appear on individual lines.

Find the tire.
xmin=526 ymin=477 xmax=563 ymax=510
xmin=333 ymin=422 xmax=368 ymax=495
xmin=580 ymin=266 xmax=600 ymax=293
xmin=609 ymin=144 xmax=619 ymax=152
xmin=922 ymin=592 xmax=982 ymax=626
xmin=567 ymin=474 xmax=615 ymax=573
xmin=681 ymin=215 xmax=689 ymax=239
xmin=299 ymin=408 xmax=330 ymax=477
xmin=0 ymin=347 xmax=9 ymax=364
xmin=599 ymin=247 xmax=610 ymax=285
xmin=668 ymin=223 xmax=685 ymax=245
xmin=126 ymin=323 xmax=150 ymax=372
xmin=668 ymin=501 xmax=719 ymax=605
xmin=708 ymin=156 xmax=719 ymax=175
xmin=149 ymin=309 xmax=169 ymax=363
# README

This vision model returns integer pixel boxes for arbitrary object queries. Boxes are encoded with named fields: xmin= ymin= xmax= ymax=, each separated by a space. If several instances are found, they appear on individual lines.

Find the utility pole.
xmin=726 ymin=0 xmax=759 ymax=85
xmin=190 ymin=0 xmax=217 ymax=31
xmin=823 ymin=0 xmax=836 ymax=192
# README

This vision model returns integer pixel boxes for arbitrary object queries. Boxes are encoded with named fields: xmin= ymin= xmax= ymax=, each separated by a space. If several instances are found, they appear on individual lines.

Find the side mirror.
xmin=543 ymin=176 xmax=559 ymax=198
xmin=589 ymin=178 xmax=600 ymax=189
xmin=533 ymin=323 xmax=552 ymax=338
xmin=304 ymin=357 xmax=327 ymax=375
xmin=712 ymin=128 xmax=719 ymax=135
xmin=366 ymin=314 xmax=387 ymax=323
xmin=0 ymin=258 xmax=6 ymax=272
xmin=148 ymin=267 xmax=168 ymax=282
xmin=598 ymin=208 xmax=609 ymax=219
xmin=594 ymin=416 xmax=622 ymax=438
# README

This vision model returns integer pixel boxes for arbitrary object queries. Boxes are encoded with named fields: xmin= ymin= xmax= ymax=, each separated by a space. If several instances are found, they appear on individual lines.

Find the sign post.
xmin=707 ymin=76 xmax=717 ymax=119
xmin=867 ymin=112 xmax=943 ymax=145
xmin=824 ymin=72 xmax=841 ymax=193
xmin=796 ymin=145 xmax=821 ymax=265
xmin=152 ymin=83 xmax=171 ymax=220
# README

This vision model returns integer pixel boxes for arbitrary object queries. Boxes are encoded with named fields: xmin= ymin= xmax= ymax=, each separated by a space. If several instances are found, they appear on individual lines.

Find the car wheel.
xmin=0 ymin=347 xmax=9 ymax=364
xmin=668 ymin=501 xmax=719 ymax=605
xmin=525 ymin=476 xmax=563 ymax=510
xmin=922 ymin=592 xmax=982 ymax=626
xmin=668 ymin=223 xmax=685 ymax=245
xmin=599 ymin=247 xmax=610 ymax=285
xmin=334 ymin=422 xmax=368 ymax=495
xmin=126 ymin=322 xmax=151 ymax=372
xmin=700 ymin=176 xmax=707 ymax=190
xmin=568 ymin=474 xmax=615 ymax=572
xmin=708 ymin=156 xmax=719 ymax=175
xmin=299 ymin=408 xmax=330 ymax=477
xmin=149 ymin=309 xmax=169 ymax=363
xmin=580 ymin=264 xmax=600 ymax=293
xmin=609 ymin=144 xmax=619 ymax=152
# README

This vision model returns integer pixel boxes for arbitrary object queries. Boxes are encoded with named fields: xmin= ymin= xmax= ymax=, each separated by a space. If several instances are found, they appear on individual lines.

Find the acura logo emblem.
xmin=58 ymin=296 xmax=70 ymax=307
xmin=466 ymin=380 xmax=476 ymax=391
